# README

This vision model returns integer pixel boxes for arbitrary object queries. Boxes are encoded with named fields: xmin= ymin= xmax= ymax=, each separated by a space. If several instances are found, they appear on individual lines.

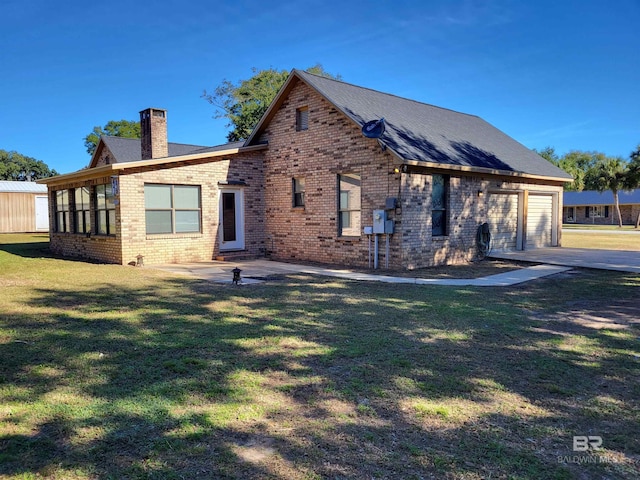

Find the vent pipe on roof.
xmin=140 ymin=108 xmax=168 ymax=160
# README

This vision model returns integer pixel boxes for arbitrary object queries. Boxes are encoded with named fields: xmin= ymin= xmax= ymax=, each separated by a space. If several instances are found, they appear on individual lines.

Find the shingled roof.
xmin=99 ymin=136 xmax=220 ymax=164
xmin=564 ymin=189 xmax=640 ymax=206
xmin=248 ymin=70 xmax=571 ymax=181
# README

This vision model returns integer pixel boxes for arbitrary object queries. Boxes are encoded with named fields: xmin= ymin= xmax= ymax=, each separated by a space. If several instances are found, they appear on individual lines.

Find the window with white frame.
xmin=338 ymin=174 xmax=361 ymax=236
xmin=145 ymin=184 xmax=201 ymax=234
xmin=586 ymin=205 xmax=608 ymax=218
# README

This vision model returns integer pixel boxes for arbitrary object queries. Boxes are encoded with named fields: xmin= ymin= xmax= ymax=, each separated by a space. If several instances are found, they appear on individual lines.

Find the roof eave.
xmin=37 ymin=144 xmax=267 ymax=187
xmin=401 ymin=159 xmax=573 ymax=183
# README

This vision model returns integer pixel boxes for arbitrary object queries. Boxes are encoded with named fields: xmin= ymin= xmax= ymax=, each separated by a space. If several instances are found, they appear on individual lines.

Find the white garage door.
xmin=527 ymin=195 xmax=553 ymax=249
xmin=487 ymin=193 xmax=519 ymax=251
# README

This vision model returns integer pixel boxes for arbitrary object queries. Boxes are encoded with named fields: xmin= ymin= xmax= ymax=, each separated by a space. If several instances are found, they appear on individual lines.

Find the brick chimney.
xmin=140 ymin=108 xmax=168 ymax=160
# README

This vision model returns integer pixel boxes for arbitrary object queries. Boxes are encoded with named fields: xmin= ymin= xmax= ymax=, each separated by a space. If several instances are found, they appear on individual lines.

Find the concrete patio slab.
xmin=490 ymin=247 xmax=640 ymax=274
xmin=154 ymin=259 xmax=571 ymax=287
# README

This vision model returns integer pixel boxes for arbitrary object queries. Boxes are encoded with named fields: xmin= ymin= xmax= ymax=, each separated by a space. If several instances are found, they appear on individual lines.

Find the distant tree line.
xmin=536 ymin=145 xmax=640 ymax=227
xmin=0 ymin=149 xmax=58 ymax=181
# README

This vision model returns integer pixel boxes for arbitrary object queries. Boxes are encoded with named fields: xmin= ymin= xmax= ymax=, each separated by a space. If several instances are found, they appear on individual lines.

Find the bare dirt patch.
xmin=529 ymin=298 xmax=640 ymax=332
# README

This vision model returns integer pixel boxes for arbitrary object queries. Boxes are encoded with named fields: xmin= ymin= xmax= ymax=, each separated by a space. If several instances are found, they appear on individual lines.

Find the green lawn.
xmin=562 ymin=230 xmax=640 ymax=251
xmin=563 ymin=224 xmax=639 ymax=230
xmin=1 ymin=234 xmax=639 ymax=479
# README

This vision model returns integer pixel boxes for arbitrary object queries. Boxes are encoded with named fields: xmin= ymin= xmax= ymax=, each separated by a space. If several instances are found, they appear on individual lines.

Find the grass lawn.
xmin=1 ymin=234 xmax=639 ymax=479
xmin=562 ymin=230 xmax=640 ymax=251
xmin=563 ymin=225 xmax=639 ymax=231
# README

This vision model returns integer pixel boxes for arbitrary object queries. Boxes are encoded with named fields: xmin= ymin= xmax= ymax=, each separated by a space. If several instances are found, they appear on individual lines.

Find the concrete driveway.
xmin=490 ymin=247 xmax=640 ymax=274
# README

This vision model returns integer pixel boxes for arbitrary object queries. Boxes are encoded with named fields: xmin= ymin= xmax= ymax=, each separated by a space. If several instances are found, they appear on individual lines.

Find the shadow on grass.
xmin=0 ymin=236 xmax=55 ymax=259
xmin=1 ymin=269 xmax=639 ymax=479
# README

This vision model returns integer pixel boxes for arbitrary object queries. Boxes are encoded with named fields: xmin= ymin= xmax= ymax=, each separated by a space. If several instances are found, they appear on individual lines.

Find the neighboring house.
xmin=0 ymin=181 xmax=49 ymax=233
xmin=563 ymin=189 xmax=640 ymax=225
xmin=39 ymin=70 xmax=571 ymax=269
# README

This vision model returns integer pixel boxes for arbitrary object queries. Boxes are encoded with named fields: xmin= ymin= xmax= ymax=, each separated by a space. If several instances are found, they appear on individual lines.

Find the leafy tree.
xmin=626 ymin=144 xmax=640 ymax=227
xmin=84 ymin=119 xmax=141 ymax=156
xmin=203 ymin=64 xmax=341 ymax=142
xmin=534 ymin=147 xmax=601 ymax=191
xmin=0 ymin=150 xmax=58 ymax=182
xmin=534 ymin=146 xmax=560 ymax=164
xmin=627 ymin=144 xmax=640 ymax=187
xmin=584 ymin=156 xmax=631 ymax=228
xmin=0 ymin=149 xmax=58 ymax=181
xmin=559 ymin=151 xmax=606 ymax=192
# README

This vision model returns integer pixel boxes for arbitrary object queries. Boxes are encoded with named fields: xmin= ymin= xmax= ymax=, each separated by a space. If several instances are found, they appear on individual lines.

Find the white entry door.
xmin=35 ymin=196 xmax=49 ymax=231
xmin=219 ymin=189 xmax=244 ymax=251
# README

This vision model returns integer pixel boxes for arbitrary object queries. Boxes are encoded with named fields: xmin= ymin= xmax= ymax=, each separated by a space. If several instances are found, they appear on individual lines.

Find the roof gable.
xmin=248 ymin=70 xmax=572 ymax=181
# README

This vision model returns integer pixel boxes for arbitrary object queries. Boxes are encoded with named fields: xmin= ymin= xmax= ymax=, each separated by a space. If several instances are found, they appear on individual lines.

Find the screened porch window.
xmin=55 ymin=189 xmax=70 ymax=233
xmin=95 ymin=184 xmax=116 ymax=235
xmin=75 ymin=187 xmax=91 ymax=234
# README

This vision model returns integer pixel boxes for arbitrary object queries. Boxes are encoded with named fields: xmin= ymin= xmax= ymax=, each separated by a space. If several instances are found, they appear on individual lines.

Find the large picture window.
xmin=145 ymin=184 xmax=201 ymax=234
xmin=75 ymin=187 xmax=91 ymax=234
xmin=55 ymin=189 xmax=70 ymax=233
xmin=95 ymin=183 xmax=116 ymax=235
xmin=338 ymin=174 xmax=361 ymax=236
xmin=432 ymin=174 xmax=449 ymax=236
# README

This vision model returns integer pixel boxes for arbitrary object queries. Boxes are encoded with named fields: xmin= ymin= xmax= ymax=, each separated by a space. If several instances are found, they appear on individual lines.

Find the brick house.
xmin=563 ymin=189 xmax=640 ymax=225
xmin=40 ymin=70 xmax=571 ymax=269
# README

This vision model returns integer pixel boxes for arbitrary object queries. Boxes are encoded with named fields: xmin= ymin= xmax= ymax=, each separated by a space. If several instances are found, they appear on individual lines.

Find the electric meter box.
xmin=373 ymin=209 xmax=386 ymax=234
xmin=385 ymin=219 xmax=395 ymax=234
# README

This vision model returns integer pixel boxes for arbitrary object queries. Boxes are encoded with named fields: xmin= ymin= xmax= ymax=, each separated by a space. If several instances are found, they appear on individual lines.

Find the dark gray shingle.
xmin=293 ymin=70 xmax=572 ymax=180
xmin=101 ymin=137 xmax=239 ymax=163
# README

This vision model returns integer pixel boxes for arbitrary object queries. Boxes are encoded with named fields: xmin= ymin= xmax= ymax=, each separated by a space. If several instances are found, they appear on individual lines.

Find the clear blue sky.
xmin=1 ymin=0 xmax=638 ymax=174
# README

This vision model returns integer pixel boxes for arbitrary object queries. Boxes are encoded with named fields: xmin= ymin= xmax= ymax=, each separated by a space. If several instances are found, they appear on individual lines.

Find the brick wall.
xmin=93 ymin=146 xmax=113 ymax=168
xmin=141 ymin=108 xmax=168 ymax=160
xmin=259 ymin=79 xmax=564 ymax=269
xmin=564 ymin=205 xmax=636 ymax=225
xmin=399 ymin=170 xmax=563 ymax=267
xmin=261 ymin=79 xmax=402 ymax=268
xmin=119 ymin=153 xmax=264 ymax=265
xmin=48 ymin=152 xmax=265 ymax=265
xmin=49 ymin=175 xmax=123 ymax=263
xmin=48 ymin=80 xmax=565 ymax=269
